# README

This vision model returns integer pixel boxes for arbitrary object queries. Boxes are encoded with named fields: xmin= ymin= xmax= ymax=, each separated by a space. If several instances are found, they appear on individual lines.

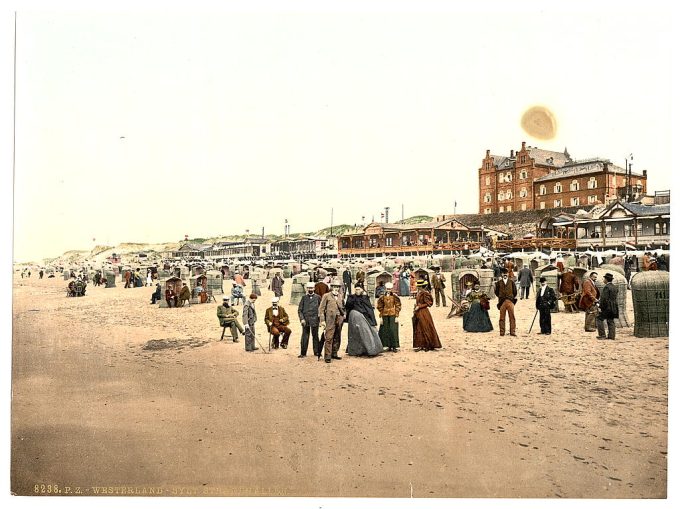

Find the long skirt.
xmin=413 ymin=308 xmax=442 ymax=350
xmin=399 ymin=279 xmax=410 ymax=297
xmin=346 ymin=310 xmax=383 ymax=356
xmin=463 ymin=301 xmax=493 ymax=332
xmin=379 ymin=315 xmax=400 ymax=349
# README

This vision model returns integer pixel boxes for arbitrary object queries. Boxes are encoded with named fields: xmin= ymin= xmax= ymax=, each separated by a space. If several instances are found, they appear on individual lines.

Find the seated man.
xmin=150 ymin=282 xmax=162 ymax=304
xmin=264 ymin=297 xmax=292 ymax=349
xmin=178 ymin=283 xmax=191 ymax=307
xmin=217 ymin=296 xmax=245 ymax=342
xmin=67 ymin=281 xmax=76 ymax=297
xmin=165 ymin=287 xmax=178 ymax=308
xmin=231 ymin=283 xmax=245 ymax=306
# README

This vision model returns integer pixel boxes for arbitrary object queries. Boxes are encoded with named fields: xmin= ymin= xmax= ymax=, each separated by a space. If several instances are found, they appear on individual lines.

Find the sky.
xmin=6 ymin=0 xmax=677 ymax=263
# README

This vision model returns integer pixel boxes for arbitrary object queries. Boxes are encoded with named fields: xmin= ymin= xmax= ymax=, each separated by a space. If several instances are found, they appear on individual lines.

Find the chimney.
xmin=510 ymin=149 xmax=514 ymax=158
xmin=486 ymin=149 xmax=490 ymax=158
xmin=643 ymin=170 xmax=647 ymax=177
xmin=603 ymin=161 xmax=609 ymax=172
xmin=521 ymin=141 xmax=526 ymax=150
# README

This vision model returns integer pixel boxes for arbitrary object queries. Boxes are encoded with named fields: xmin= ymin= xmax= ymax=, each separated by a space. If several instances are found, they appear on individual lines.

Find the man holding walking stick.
xmin=534 ymin=277 xmax=557 ymax=335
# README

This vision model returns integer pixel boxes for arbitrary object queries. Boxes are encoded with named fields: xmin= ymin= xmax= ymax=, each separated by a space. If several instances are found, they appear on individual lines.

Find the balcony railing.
xmin=339 ymin=242 xmax=481 ymax=255
xmin=494 ymin=238 xmax=577 ymax=250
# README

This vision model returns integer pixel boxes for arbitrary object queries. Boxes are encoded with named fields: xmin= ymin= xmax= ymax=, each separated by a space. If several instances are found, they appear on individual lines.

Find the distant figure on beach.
xmin=399 ymin=266 xmax=410 ymax=297
xmin=150 ymin=283 xmax=162 ymax=304
xmin=596 ymin=273 xmax=618 ymax=340
xmin=559 ymin=268 xmax=580 ymax=312
xmin=39 ymin=269 xmax=44 ymax=279
xmin=355 ymin=268 xmax=366 ymax=290
xmin=517 ymin=265 xmax=533 ymax=300
xmin=270 ymin=272 xmax=284 ymax=298
xmin=165 ymin=287 xmax=178 ymax=308
xmin=342 ymin=266 xmax=353 ymax=295
xmin=412 ymin=279 xmax=441 ymax=351
xmin=124 ymin=270 xmax=132 ymax=288
xmin=178 ymin=283 xmax=191 ymax=307
xmin=146 ymin=269 xmax=153 ymax=287
xmin=579 ymin=272 xmax=600 ymax=332
xmin=231 ymin=283 xmax=245 ymax=306
xmin=242 ymin=293 xmax=259 ymax=352
xmin=377 ymin=282 xmax=401 ymax=352
xmin=431 ymin=266 xmax=446 ymax=307
xmin=535 ymin=277 xmax=557 ymax=335
xmin=494 ymin=268 xmax=517 ymax=336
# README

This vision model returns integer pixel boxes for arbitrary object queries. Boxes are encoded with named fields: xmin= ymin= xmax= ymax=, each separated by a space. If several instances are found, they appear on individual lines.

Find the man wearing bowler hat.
xmin=535 ymin=276 xmax=557 ymax=335
xmin=596 ymin=273 xmax=619 ymax=340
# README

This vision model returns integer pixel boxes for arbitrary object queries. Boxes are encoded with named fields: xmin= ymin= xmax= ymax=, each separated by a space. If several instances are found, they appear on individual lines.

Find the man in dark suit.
xmin=535 ymin=276 xmax=557 ymax=335
xmin=596 ymin=273 xmax=619 ymax=340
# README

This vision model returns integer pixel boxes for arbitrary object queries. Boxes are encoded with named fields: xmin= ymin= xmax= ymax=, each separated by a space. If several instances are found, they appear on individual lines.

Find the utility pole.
xmin=330 ymin=208 xmax=334 ymax=236
xmin=385 ymin=206 xmax=390 ymax=223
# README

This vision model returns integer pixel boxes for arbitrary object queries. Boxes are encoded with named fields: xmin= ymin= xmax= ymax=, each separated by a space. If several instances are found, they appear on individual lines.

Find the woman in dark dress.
xmin=345 ymin=286 xmax=383 ymax=356
xmin=463 ymin=282 xmax=493 ymax=332
xmin=412 ymin=279 xmax=442 ymax=351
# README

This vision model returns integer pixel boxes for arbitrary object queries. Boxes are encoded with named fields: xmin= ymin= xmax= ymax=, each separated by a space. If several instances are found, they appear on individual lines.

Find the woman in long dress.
xmin=399 ymin=267 xmax=411 ymax=297
xmin=345 ymin=286 xmax=383 ymax=357
xmin=463 ymin=282 xmax=493 ymax=332
xmin=412 ymin=279 xmax=442 ymax=351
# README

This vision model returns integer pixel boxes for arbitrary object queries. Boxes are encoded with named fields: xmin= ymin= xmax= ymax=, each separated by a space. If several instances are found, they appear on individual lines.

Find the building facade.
xmin=479 ymin=142 xmax=647 ymax=214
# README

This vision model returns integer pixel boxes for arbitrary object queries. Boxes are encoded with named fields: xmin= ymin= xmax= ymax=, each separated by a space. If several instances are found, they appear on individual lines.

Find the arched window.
xmin=570 ymin=180 xmax=580 ymax=191
xmin=663 ymin=223 xmax=668 ymax=235
xmin=519 ymin=170 xmax=528 ymax=179
xmin=519 ymin=187 xmax=528 ymax=198
xmin=655 ymin=223 xmax=661 ymax=235
xmin=588 ymin=177 xmax=597 ymax=189
xmin=507 ymin=190 xmax=513 ymax=200
xmin=539 ymin=185 xmax=546 ymax=196
xmin=554 ymin=183 xmax=562 ymax=193
xmin=498 ymin=192 xmax=504 ymax=201
xmin=484 ymin=193 xmax=491 ymax=203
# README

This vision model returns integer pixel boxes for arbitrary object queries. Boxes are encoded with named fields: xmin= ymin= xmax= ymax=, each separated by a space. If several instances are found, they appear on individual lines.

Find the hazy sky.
xmin=8 ymin=0 xmax=676 ymax=262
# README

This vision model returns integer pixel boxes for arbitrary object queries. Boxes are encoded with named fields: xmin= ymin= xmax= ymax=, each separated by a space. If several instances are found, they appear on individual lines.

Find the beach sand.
xmin=10 ymin=273 xmax=668 ymax=498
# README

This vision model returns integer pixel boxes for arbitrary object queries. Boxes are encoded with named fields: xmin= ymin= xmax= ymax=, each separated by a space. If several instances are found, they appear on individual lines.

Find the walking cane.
xmin=528 ymin=308 xmax=539 ymax=333
xmin=254 ymin=334 xmax=270 ymax=354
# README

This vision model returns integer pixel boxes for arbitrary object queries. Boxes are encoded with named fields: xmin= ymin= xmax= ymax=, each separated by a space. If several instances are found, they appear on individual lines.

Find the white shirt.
xmin=540 ymin=285 xmax=547 ymax=296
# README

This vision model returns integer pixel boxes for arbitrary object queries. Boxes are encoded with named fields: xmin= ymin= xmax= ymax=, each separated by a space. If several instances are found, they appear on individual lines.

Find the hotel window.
xmin=506 ymin=205 xmax=512 ymax=212
xmin=485 ymin=208 xmax=492 ymax=214
xmin=624 ymin=224 xmax=632 ymax=237
xmin=385 ymin=237 xmax=393 ymax=246
xmin=485 ymin=176 xmax=490 ymax=186
xmin=570 ymin=180 xmax=580 ymax=191
xmin=498 ymin=192 xmax=504 ymax=201
xmin=521 ymin=203 xmax=526 ymax=211
xmin=588 ymin=195 xmax=597 ymax=204
xmin=554 ymin=183 xmax=562 ymax=193
xmin=484 ymin=193 xmax=491 ymax=203
xmin=498 ymin=174 xmax=503 ymax=183
xmin=636 ymin=223 xmax=643 ymax=236
xmin=655 ymin=223 xmax=661 ymax=235
xmin=663 ymin=223 xmax=668 ymax=234
xmin=519 ymin=170 xmax=528 ymax=179
xmin=519 ymin=187 xmax=528 ymax=198
xmin=520 ymin=155 xmax=527 ymax=163
xmin=571 ymin=197 xmax=580 ymax=206
xmin=540 ymin=202 xmax=546 ymax=209
xmin=539 ymin=185 xmax=546 ymax=195
xmin=605 ymin=225 xmax=612 ymax=238
xmin=507 ymin=190 xmax=513 ymax=200
xmin=499 ymin=206 xmax=504 ymax=212
xmin=588 ymin=177 xmax=597 ymax=189
xmin=554 ymin=199 xmax=562 ymax=207
xmin=506 ymin=172 xmax=513 ymax=182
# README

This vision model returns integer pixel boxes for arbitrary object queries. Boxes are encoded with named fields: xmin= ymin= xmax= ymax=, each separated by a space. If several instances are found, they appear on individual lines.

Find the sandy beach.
xmin=10 ymin=273 xmax=668 ymax=498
